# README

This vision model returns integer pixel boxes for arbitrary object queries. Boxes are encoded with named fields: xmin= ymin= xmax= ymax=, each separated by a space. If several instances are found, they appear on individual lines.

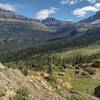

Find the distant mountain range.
xmin=0 ymin=8 xmax=100 ymax=59
xmin=0 ymin=8 xmax=100 ymax=25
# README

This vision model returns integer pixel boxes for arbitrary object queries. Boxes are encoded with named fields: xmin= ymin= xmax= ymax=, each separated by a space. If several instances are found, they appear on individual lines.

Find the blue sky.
xmin=0 ymin=0 xmax=100 ymax=21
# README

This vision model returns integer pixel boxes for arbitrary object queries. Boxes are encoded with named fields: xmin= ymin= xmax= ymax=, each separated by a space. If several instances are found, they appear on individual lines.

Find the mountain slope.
xmin=0 ymin=20 xmax=51 ymax=52
xmin=79 ymin=11 xmax=100 ymax=24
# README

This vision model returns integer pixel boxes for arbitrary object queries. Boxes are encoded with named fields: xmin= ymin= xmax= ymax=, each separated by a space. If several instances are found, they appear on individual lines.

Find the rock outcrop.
xmin=94 ymin=85 xmax=100 ymax=98
xmin=92 ymin=61 xmax=100 ymax=68
xmin=0 ymin=63 xmax=65 ymax=100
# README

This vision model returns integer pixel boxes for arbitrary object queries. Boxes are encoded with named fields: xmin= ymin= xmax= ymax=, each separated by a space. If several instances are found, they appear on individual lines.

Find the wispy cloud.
xmin=36 ymin=7 xmax=58 ymax=20
xmin=61 ymin=0 xmax=96 ymax=5
xmin=73 ymin=3 xmax=100 ymax=17
xmin=0 ymin=3 xmax=16 ymax=11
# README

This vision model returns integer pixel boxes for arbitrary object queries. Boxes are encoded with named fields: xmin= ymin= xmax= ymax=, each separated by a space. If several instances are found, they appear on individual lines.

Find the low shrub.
xmin=66 ymin=95 xmax=87 ymax=100
xmin=13 ymin=87 xmax=29 ymax=100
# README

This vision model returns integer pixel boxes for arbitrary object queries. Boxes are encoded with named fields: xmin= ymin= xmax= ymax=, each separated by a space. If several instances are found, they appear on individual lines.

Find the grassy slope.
xmin=46 ymin=67 xmax=100 ymax=99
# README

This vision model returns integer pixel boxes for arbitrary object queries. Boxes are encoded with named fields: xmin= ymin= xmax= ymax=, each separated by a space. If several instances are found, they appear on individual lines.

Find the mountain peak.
xmin=42 ymin=17 xmax=73 ymax=29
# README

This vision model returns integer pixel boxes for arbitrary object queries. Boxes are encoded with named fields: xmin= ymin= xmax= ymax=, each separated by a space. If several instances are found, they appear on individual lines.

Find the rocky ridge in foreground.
xmin=0 ymin=63 xmax=65 ymax=100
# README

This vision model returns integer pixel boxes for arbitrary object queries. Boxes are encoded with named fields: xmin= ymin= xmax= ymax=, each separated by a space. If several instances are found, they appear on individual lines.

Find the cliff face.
xmin=0 ymin=63 xmax=65 ymax=100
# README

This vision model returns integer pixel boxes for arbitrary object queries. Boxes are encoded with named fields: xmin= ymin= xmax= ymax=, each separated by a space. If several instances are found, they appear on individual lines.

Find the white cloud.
xmin=86 ymin=0 xmax=96 ymax=4
xmin=95 ymin=3 xmax=100 ymax=9
xmin=73 ymin=3 xmax=100 ymax=17
xmin=61 ymin=0 xmax=96 ymax=5
xmin=0 ymin=3 xmax=15 ymax=11
xmin=61 ymin=0 xmax=78 ymax=5
xmin=36 ymin=7 xmax=58 ymax=20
